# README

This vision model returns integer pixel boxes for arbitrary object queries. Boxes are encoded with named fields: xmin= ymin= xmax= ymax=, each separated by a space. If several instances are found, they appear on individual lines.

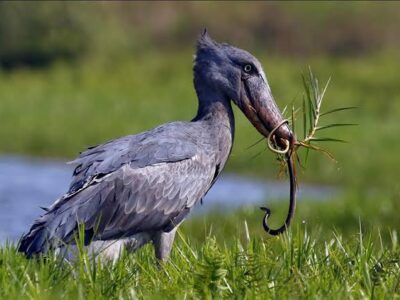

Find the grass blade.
xmin=246 ymin=137 xmax=265 ymax=149
xmin=308 ymin=94 xmax=314 ymax=132
xmin=302 ymin=96 xmax=307 ymax=140
xmin=320 ymin=106 xmax=358 ymax=117
xmin=298 ymin=141 xmax=337 ymax=161
xmin=319 ymin=77 xmax=331 ymax=107
xmin=282 ymin=105 xmax=288 ymax=117
xmin=315 ymin=123 xmax=358 ymax=131
xmin=309 ymin=67 xmax=319 ymax=109
xmin=304 ymin=147 xmax=310 ymax=164
xmin=309 ymin=137 xmax=347 ymax=143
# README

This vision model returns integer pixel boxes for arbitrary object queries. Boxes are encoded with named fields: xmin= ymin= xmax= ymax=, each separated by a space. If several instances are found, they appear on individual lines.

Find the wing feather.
xmin=67 ymin=122 xmax=201 ymax=195
xmin=19 ymin=121 xmax=219 ymax=257
xmin=19 ymin=153 xmax=215 ymax=255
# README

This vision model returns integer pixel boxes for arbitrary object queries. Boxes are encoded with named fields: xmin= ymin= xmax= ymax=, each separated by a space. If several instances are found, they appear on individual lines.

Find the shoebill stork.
xmin=18 ymin=31 xmax=294 ymax=261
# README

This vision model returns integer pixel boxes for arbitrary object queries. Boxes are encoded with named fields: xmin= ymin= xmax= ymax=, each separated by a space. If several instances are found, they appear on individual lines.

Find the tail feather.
xmin=18 ymin=222 xmax=50 ymax=258
xmin=18 ymin=215 xmax=94 ymax=258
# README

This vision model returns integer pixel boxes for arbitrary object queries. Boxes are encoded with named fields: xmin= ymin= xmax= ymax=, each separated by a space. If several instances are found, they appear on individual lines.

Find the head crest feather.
xmin=197 ymin=28 xmax=218 ymax=50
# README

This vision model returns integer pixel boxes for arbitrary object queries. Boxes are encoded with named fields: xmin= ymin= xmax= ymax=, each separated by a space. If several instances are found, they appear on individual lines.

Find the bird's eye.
xmin=243 ymin=64 xmax=252 ymax=73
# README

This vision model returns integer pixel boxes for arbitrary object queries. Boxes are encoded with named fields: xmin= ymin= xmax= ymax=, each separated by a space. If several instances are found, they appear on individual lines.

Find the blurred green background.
xmin=0 ymin=1 xmax=399 ymax=229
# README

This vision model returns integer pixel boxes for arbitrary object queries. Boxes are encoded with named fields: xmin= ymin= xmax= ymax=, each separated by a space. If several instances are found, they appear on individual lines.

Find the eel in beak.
xmin=238 ymin=73 xmax=297 ymax=236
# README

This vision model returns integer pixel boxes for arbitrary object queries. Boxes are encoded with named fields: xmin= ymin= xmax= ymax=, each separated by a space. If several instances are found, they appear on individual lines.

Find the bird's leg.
xmin=152 ymin=227 xmax=178 ymax=261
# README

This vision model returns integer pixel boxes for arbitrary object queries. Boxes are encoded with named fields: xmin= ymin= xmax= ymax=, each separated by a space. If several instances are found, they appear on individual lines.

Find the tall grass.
xmin=2 ymin=192 xmax=399 ymax=299
xmin=1 ymin=225 xmax=398 ymax=299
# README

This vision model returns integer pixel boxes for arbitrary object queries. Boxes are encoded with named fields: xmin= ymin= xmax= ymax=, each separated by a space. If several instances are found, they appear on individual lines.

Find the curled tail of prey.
xmin=260 ymin=152 xmax=297 ymax=235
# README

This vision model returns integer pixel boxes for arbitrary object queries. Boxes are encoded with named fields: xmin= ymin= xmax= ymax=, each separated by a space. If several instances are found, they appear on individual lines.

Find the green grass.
xmin=1 ymin=192 xmax=399 ymax=299
xmin=0 ymin=50 xmax=399 ymax=190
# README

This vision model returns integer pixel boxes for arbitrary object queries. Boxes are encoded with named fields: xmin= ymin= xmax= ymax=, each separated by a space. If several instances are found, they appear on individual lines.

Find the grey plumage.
xmin=19 ymin=30 xmax=292 ymax=260
xmin=19 ymin=121 xmax=231 ymax=258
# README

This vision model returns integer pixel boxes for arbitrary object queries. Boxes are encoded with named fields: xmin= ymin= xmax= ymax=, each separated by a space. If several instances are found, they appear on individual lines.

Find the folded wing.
xmin=19 ymin=122 xmax=216 ymax=257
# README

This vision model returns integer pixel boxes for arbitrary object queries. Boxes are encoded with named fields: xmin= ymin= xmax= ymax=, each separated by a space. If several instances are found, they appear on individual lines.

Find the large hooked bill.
xmin=238 ymin=73 xmax=297 ymax=236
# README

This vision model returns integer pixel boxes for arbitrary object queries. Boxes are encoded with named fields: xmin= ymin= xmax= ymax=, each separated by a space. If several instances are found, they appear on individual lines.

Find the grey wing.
xmin=18 ymin=153 xmax=215 ymax=256
xmin=67 ymin=122 xmax=199 ymax=195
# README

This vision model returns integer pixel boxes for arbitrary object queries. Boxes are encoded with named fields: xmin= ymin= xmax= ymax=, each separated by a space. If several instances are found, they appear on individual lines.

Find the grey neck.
xmin=192 ymin=84 xmax=235 ymax=137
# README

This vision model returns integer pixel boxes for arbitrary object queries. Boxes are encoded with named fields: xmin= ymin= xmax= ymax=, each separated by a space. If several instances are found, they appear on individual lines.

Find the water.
xmin=0 ymin=156 xmax=337 ymax=244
